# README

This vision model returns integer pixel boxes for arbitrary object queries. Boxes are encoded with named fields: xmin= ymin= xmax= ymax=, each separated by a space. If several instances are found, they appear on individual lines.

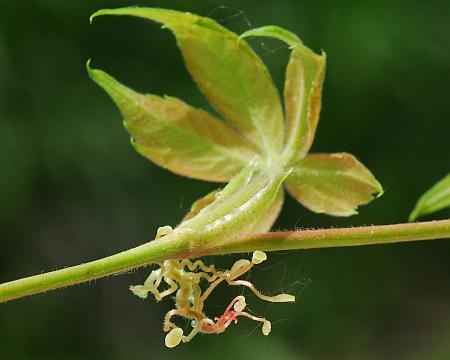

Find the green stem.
xmin=208 ymin=219 xmax=450 ymax=254
xmin=0 ymin=234 xmax=189 ymax=304
xmin=1 ymin=219 xmax=449 ymax=304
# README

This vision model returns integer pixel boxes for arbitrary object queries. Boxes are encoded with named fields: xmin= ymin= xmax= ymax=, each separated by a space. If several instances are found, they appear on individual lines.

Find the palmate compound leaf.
xmin=285 ymin=153 xmax=383 ymax=217
xmin=91 ymin=7 xmax=284 ymax=158
xmin=87 ymin=62 xmax=258 ymax=182
xmin=89 ymin=9 xmax=383 ymax=220
xmin=409 ymin=173 xmax=450 ymax=221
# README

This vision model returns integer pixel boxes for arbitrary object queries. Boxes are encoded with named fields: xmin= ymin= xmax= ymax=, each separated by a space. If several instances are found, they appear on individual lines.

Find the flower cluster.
xmin=130 ymin=227 xmax=295 ymax=347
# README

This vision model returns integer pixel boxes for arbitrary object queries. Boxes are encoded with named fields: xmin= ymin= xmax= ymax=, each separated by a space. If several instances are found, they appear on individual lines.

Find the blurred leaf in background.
xmin=0 ymin=0 xmax=449 ymax=359
xmin=409 ymin=173 xmax=450 ymax=221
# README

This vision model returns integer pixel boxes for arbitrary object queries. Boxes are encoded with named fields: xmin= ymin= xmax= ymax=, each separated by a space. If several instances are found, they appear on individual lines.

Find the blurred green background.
xmin=1 ymin=0 xmax=449 ymax=359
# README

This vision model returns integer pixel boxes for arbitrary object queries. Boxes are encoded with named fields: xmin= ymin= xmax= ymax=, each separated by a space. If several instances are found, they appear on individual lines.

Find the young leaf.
xmin=239 ymin=26 xmax=326 ymax=163
xmin=88 ymin=9 xmax=383 ymax=224
xmin=285 ymin=153 xmax=383 ymax=216
xmin=91 ymin=7 xmax=284 ymax=157
xmin=409 ymin=173 xmax=450 ymax=221
xmin=88 ymin=63 xmax=257 ymax=182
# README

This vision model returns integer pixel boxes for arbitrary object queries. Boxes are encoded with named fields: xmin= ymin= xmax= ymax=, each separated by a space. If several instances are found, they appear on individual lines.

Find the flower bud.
xmin=165 ymin=327 xmax=183 ymax=348
xmin=233 ymin=296 xmax=246 ymax=312
xmin=252 ymin=251 xmax=267 ymax=264
xmin=262 ymin=320 xmax=271 ymax=336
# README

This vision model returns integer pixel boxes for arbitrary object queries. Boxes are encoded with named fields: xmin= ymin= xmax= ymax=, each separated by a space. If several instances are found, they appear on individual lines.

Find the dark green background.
xmin=1 ymin=0 xmax=449 ymax=359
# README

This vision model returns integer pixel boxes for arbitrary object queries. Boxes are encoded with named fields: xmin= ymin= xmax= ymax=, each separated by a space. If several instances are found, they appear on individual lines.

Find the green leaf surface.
xmin=182 ymin=189 xmax=220 ymax=222
xmin=239 ymin=26 xmax=326 ymax=163
xmin=285 ymin=153 xmax=383 ymax=216
xmin=91 ymin=7 xmax=284 ymax=157
xmin=249 ymin=189 xmax=284 ymax=232
xmin=88 ymin=63 xmax=257 ymax=182
xmin=409 ymin=173 xmax=450 ymax=221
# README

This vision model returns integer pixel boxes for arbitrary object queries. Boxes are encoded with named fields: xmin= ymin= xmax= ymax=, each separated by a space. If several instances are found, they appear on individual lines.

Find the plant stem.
xmin=1 ymin=219 xmax=449 ymax=304
xmin=0 ymin=234 xmax=188 ymax=304
xmin=207 ymin=219 xmax=450 ymax=255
